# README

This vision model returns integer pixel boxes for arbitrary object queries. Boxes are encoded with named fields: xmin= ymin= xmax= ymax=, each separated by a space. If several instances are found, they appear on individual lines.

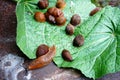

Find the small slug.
xmin=28 ymin=45 xmax=56 ymax=70
xmin=38 ymin=0 xmax=49 ymax=9
xmin=73 ymin=34 xmax=84 ymax=47
xmin=70 ymin=14 xmax=81 ymax=26
xmin=62 ymin=49 xmax=73 ymax=61
xmin=89 ymin=7 xmax=101 ymax=16
xmin=65 ymin=23 xmax=74 ymax=35
xmin=56 ymin=0 xmax=66 ymax=9
xmin=56 ymin=16 xmax=66 ymax=26
xmin=36 ymin=44 xmax=49 ymax=57
xmin=34 ymin=12 xmax=46 ymax=22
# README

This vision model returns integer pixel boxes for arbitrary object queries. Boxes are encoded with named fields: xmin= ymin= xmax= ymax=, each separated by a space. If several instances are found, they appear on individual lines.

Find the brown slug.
xmin=28 ymin=45 xmax=56 ymax=70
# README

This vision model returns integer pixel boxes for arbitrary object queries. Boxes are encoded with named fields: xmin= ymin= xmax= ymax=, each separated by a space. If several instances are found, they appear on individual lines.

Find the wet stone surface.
xmin=0 ymin=0 xmax=120 ymax=80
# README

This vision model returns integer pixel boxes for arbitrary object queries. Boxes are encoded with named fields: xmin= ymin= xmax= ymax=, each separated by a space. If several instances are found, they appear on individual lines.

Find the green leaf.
xmin=55 ymin=6 xmax=120 ymax=79
xmin=16 ymin=0 xmax=120 ymax=79
xmin=16 ymin=0 xmax=95 ymax=59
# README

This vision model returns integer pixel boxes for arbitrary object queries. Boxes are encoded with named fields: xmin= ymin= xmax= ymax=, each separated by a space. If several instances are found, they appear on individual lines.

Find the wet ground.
xmin=0 ymin=0 xmax=120 ymax=80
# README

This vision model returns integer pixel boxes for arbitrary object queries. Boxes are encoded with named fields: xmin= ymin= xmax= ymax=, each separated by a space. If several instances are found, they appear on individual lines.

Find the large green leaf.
xmin=55 ymin=6 xmax=120 ymax=79
xmin=16 ymin=0 xmax=120 ymax=79
xmin=16 ymin=0 xmax=95 ymax=59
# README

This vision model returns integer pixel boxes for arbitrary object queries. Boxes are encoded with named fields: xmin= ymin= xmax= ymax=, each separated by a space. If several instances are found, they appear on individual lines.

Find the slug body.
xmin=28 ymin=45 xmax=56 ymax=70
